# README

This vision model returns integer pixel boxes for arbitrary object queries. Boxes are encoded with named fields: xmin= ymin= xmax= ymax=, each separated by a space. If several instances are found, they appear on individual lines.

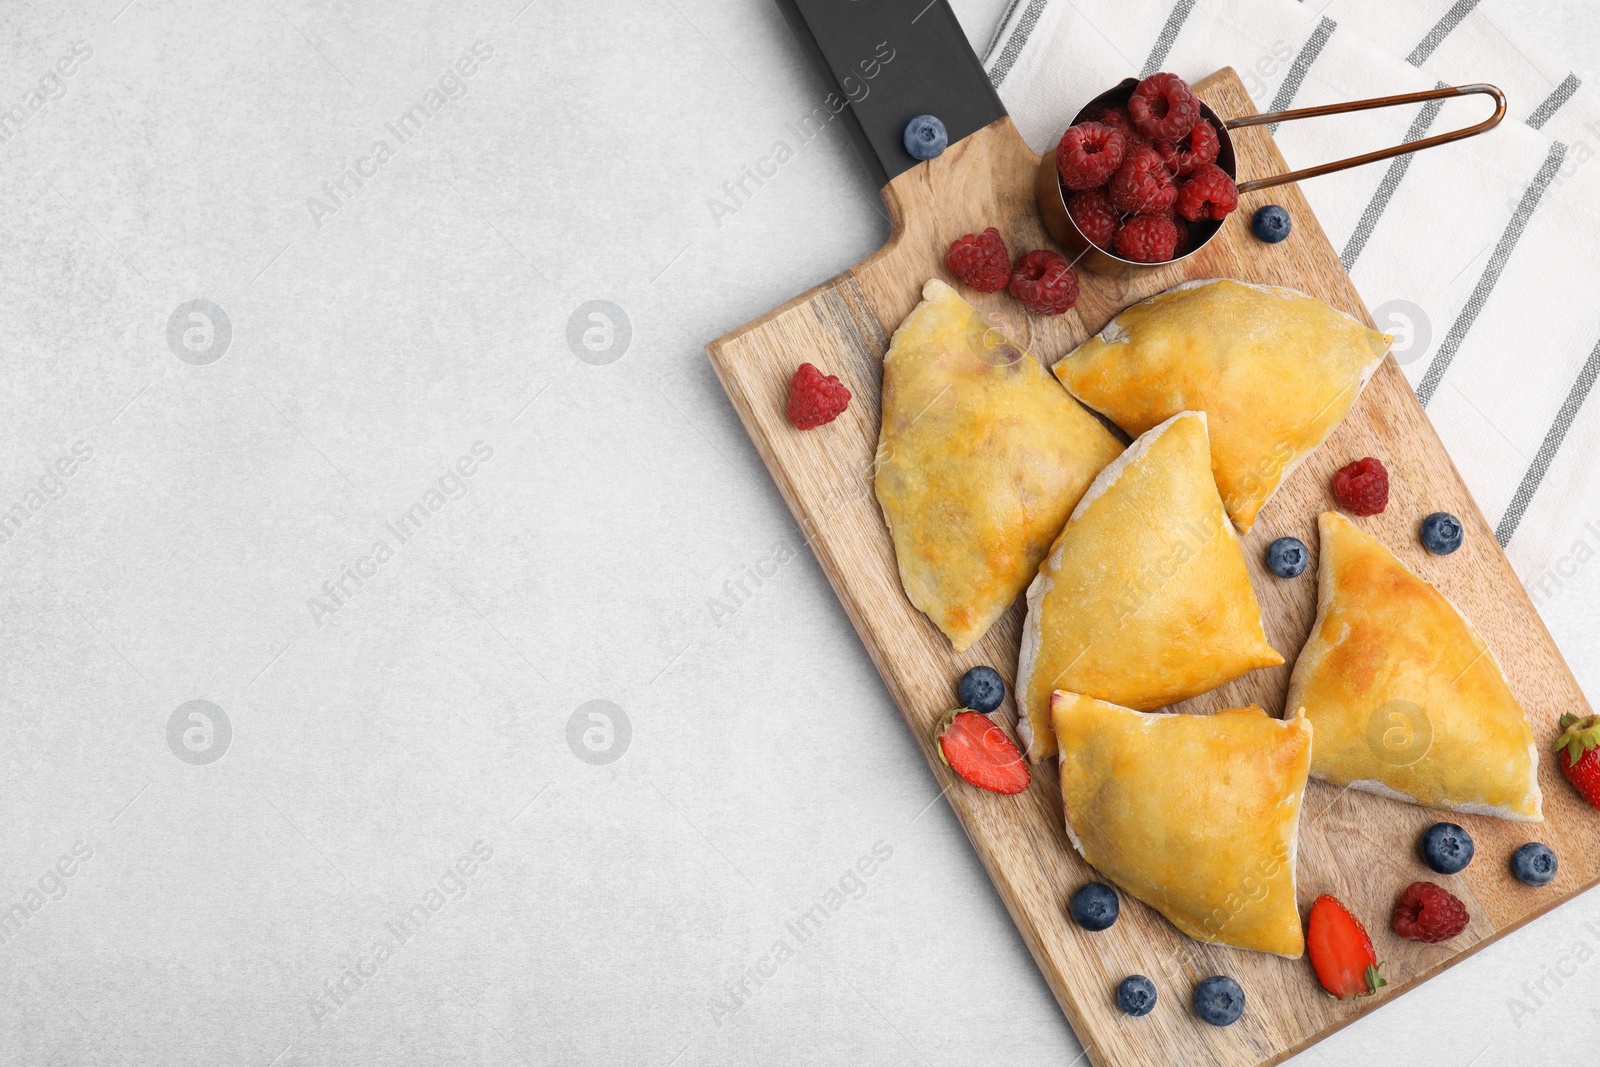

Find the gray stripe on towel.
xmin=1406 ymin=0 xmax=1483 ymax=67
xmin=1527 ymin=73 xmax=1581 ymax=130
xmin=1340 ymin=87 xmax=1447 ymax=270
xmin=1496 ymin=336 xmax=1600 ymax=547
xmin=1266 ymin=18 xmax=1337 ymax=134
xmin=988 ymin=0 xmax=1050 ymax=87
xmin=1416 ymin=140 xmax=1569 ymax=407
xmin=983 ymin=0 xmax=1030 ymax=64
xmin=1140 ymin=0 xmax=1198 ymax=78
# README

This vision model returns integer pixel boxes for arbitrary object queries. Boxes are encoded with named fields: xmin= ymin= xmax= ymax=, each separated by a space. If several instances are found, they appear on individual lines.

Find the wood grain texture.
xmin=706 ymin=69 xmax=1598 ymax=1067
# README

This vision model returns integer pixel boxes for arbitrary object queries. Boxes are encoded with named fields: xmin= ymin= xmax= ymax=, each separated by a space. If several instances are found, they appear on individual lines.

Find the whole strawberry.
xmin=1306 ymin=895 xmax=1387 ymax=999
xmin=1554 ymin=713 xmax=1600 ymax=808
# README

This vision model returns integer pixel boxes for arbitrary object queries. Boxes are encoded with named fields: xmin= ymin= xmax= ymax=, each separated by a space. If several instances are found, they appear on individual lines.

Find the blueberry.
xmin=1266 ymin=536 xmax=1309 ymax=578
xmin=1511 ymin=842 xmax=1558 ymax=887
xmin=1421 ymin=512 xmax=1464 ymax=555
xmin=1193 ymin=975 xmax=1245 ymax=1026
xmin=903 ymin=114 xmax=948 ymax=160
xmin=1251 ymin=205 xmax=1291 ymax=244
xmin=1069 ymin=882 xmax=1119 ymax=931
xmin=1116 ymin=975 xmax=1157 ymax=1017
xmin=1419 ymin=822 xmax=1475 ymax=874
xmin=958 ymin=666 xmax=1005 ymax=713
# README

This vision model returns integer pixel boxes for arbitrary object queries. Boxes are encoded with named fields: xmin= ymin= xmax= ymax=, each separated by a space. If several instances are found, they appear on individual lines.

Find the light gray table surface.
xmin=3 ymin=2 xmax=1598 ymax=1065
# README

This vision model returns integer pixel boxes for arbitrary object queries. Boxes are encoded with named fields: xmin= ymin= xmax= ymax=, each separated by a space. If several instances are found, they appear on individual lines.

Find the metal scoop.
xmin=1036 ymin=79 xmax=1506 ymax=276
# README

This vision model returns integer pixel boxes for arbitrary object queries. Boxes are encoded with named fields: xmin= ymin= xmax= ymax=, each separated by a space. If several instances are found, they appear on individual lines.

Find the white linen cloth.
xmin=983 ymin=0 xmax=1600 ymax=611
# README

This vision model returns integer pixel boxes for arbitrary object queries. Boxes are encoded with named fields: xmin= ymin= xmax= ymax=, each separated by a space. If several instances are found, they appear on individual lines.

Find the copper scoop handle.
xmin=1225 ymin=83 xmax=1506 ymax=194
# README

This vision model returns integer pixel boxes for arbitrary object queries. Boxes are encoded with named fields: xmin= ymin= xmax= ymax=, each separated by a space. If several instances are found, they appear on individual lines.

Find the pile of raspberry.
xmin=1055 ymin=72 xmax=1238 ymax=263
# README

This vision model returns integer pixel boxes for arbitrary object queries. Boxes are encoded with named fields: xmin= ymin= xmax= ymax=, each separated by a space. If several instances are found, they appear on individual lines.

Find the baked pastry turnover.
xmin=1054 ymin=279 xmax=1391 ymax=532
xmin=875 ymin=279 xmax=1124 ymax=652
xmin=1016 ymin=411 xmax=1281 ymax=760
xmin=1287 ymin=511 xmax=1542 ymax=821
xmin=1052 ymin=692 xmax=1312 ymax=958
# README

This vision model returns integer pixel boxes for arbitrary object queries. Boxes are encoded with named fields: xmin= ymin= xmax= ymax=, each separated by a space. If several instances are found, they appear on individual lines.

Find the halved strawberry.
xmin=1306 ymin=895 xmax=1387 ymax=1000
xmin=1554 ymin=713 xmax=1600 ymax=809
xmin=935 ymin=711 xmax=1029 ymax=795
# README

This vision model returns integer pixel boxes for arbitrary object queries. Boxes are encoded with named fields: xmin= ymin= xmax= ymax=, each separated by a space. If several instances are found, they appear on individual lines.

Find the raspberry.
xmin=1090 ymin=106 xmax=1151 ymax=155
xmin=1176 ymin=163 xmax=1239 ymax=222
xmin=944 ymin=227 xmax=1010 ymax=292
xmin=1168 ymin=119 xmax=1220 ymax=175
xmin=1114 ymin=214 xmax=1178 ymax=263
xmin=1088 ymin=105 xmax=1131 ymax=132
xmin=1148 ymin=139 xmax=1180 ymax=176
xmin=1171 ymin=219 xmax=1192 ymax=258
xmin=1108 ymin=147 xmax=1177 ymax=215
xmin=1332 ymin=457 xmax=1389 ymax=516
xmin=1128 ymin=72 xmax=1199 ymax=141
xmin=786 ymin=362 xmax=851 ymax=430
xmin=1392 ymin=881 xmax=1470 ymax=943
xmin=1008 ymin=249 xmax=1079 ymax=315
xmin=1067 ymin=187 xmax=1119 ymax=250
xmin=1055 ymin=122 xmax=1126 ymax=190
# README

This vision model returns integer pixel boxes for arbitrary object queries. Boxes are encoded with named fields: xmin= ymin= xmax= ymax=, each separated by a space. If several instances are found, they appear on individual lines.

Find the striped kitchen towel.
xmin=984 ymin=0 xmax=1600 ymax=612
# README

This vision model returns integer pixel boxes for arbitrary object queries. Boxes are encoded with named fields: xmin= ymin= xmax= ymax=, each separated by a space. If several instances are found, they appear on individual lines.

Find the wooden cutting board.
xmin=706 ymin=67 xmax=1598 ymax=1067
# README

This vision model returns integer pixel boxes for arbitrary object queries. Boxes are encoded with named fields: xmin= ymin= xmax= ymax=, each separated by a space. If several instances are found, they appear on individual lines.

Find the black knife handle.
xmin=775 ymin=0 xmax=1008 ymax=189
